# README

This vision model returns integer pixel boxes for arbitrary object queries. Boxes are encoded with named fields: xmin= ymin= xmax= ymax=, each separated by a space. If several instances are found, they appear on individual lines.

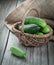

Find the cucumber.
xmin=18 ymin=24 xmax=40 ymax=34
xmin=24 ymin=16 xmax=46 ymax=28
xmin=10 ymin=46 xmax=26 ymax=58
xmin=42 ymin=25 xmax=50 ymax=34
xmin=36 ymin=32 xmax=43 ymax=36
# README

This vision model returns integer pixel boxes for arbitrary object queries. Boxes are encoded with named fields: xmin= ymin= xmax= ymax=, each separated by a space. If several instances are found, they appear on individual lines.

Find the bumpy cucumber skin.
xmin=24 ymin=16 xmax=46 ymax=28
xmin=42 ymin=25 xmax=50 ymax=34
xmin=19 ymin=24 xmax=40 ymax=34
xmin=10 ymin=46 xmax=26 ymax=58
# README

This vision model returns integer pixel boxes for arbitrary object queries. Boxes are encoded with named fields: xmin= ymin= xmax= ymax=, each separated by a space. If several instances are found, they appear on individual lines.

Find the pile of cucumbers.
xmin=18 ymin=16 xmax=50 ymax=35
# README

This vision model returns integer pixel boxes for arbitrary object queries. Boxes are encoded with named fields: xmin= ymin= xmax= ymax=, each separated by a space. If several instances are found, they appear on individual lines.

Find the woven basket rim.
xmin=12 ymin=22 xmax=53 ymax=38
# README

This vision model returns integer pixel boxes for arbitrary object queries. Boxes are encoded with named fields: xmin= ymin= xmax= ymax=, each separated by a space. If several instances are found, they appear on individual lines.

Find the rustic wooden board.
xmin=0 ymin=0 xmax=18 ymax=64
xmin=0 ymin=27 xmax=9 ymax=64
xmin=2 ymin=33 xmax=49 ymax=65
xmin=48 ymin=41 xmax=54 ymax=65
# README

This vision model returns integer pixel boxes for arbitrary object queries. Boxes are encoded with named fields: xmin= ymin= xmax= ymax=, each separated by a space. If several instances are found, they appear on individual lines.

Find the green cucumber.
xmin=24 ymin=16 xmax=46 ymax=28
xmin=36 ymin=32 xmax=43 ymax=36
xmin=10 ymin=46 xmax=26 ymax=58
xmin=42 ymin=25 xmax=50 ymax=34
xmin=18 ymin=24 xmax=40 ymax=34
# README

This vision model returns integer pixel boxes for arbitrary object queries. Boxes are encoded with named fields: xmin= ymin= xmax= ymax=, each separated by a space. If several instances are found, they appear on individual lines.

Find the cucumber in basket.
xmin=24 ymin=16 xmax=47 ymax=28
xmin=18 ymin=24 xmax=40 ymax=34
xmin=36 ymin=32 xmax=43 ymax=35
xmin=10 ymin=46 xmax=26 ymax=58
xmin=42 ymin=25 xmax=50 ymax=34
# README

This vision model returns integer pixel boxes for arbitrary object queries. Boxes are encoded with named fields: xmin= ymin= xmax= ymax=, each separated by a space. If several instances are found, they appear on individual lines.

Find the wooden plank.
xmin=48 ymin=41 xmax=54 ymax=65
xmin=40 ymin=44 xmax=48 ymax=65
xmin=2 ymin=32 xmax=49 ymax=65
xmin=0 ymin=0 xmax=18 ymax=64
xmin=2 ymin=33 xmax=27 ymax=65
xmin=33 ymin=44 xmax=48 ymax=65
xmin=1 ymin=33 xmax=35 ymax=65
xmin=0 ymin=27 xmax=9 ymax=64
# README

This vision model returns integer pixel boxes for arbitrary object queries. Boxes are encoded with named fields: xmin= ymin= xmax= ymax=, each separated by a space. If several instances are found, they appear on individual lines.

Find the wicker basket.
xmin=12 ymin=8 xmax=53 ymax=46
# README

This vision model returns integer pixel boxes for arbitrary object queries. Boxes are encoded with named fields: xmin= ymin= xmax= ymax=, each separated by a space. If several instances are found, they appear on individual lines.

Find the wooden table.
xmin=0 ymin=0 xmax=54 ymax=65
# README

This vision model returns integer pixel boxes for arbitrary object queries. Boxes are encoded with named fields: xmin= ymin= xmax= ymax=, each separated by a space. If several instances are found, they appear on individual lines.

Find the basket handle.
xmin=21 ymin=8 xmax=40 ymax=33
